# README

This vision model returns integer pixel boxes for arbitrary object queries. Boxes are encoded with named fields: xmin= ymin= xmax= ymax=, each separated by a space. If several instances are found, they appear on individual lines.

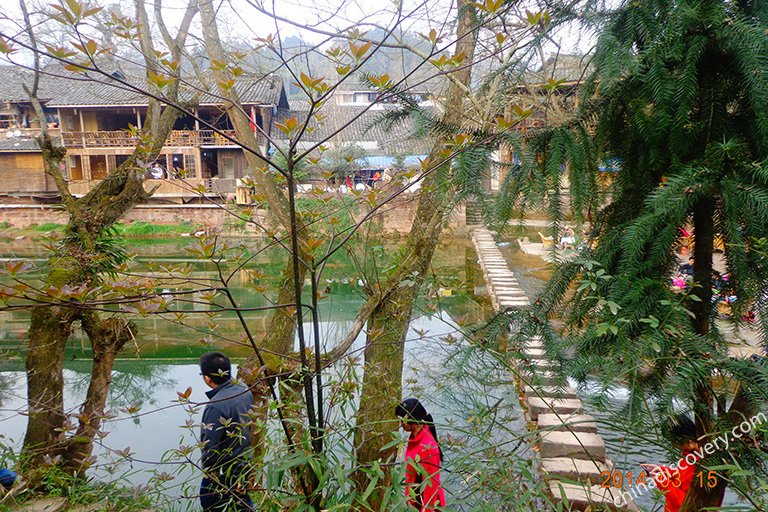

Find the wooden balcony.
xmin=61 ymin=129 xmax=262 ymax=149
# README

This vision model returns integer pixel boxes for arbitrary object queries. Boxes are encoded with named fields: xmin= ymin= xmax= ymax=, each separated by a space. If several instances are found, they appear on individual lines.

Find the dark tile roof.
xmin=0 ymin=66 xmax=70 ymax=103
xmin=0 ymin=134 xmax=60 ymax=152
xmin=334 ymin=73 xmax=445 ymax=96
xmin=0 ymin=66 xmax=287 ymax=108
xmin=274 ymin=104 xmax=434 ymax=156
xmin=524 ymin=54 xmax=591 ymax=85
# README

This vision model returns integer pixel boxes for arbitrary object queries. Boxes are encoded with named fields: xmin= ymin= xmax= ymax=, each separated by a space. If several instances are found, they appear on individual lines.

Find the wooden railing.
xmin=61 ymin=129 xmax=263 ymax=148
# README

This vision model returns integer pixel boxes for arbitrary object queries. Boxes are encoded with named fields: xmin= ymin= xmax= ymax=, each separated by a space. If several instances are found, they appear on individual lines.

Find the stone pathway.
xmin=471 ymin=228 xmax=636 ymax=511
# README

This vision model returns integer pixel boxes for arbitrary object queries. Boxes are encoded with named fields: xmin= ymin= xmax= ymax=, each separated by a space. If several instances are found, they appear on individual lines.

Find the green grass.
xmin=33 ymin=223 xmax=65 ymax=232
xmin=114 ymin=221 xmax=199 ymax=236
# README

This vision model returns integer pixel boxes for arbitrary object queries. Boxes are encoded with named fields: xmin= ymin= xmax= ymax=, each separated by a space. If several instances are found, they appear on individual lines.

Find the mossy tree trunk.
xmin=20 ymin=0 xmax=198 ymax=475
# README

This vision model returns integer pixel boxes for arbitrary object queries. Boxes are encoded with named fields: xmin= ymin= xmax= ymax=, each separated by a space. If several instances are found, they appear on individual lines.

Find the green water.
xmin=0 ymin=236 xmax=488 ymax=366
xmin=0 ymin=236 xmax=537 ymax=511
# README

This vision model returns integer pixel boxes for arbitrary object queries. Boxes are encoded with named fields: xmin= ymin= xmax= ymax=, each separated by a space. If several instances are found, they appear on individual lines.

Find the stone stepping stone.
xmin=537 ymin=413 xmax=598 ymax=434
xmin=549 ymin=481 xmax=625 ymax=510
xmin=540 ymin=431 xmax=606 ymax=461
xmin=523 ymin=348 xmax=546 ymax=358
xmin=495 ymin=289 xmax=527 ymax=296
xmin=519 ymin=359 xmax=560 ymax=376
xmin=16 ymin=498 xmax=68 ymax=512
xmin=524 ymin=385 xmax=578 ymax=400
xmin=542 ymin=457 xmax=609 ymax=485
xmin=527 ymin=397 xmax=583 ymax=421
xmin=500 ymin=298 xmax=530 ymax=305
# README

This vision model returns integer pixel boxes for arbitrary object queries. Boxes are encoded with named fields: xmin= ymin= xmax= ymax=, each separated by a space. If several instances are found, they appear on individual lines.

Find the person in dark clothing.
xmin=678 ymin=257 xmax=694 ymax=277
xmin=0 ymin=468 xmax=16 ymax=491
xmin=199 ymin=352 xmax=254 ymax=512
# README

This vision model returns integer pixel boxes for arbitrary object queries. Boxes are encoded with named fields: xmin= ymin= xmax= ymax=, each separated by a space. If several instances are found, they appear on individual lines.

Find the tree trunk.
xmin=353 ymin=1 xmax=478 ymax=505
xmin=62 ymin=314 xmax=135 ymax=473
xmin=23 ymin=307 xmax=75 ymax=464
xmin=680 ymin=197 xmax=727 ymax=511
xmin=22 ymin=0 xmax=194 ymax=471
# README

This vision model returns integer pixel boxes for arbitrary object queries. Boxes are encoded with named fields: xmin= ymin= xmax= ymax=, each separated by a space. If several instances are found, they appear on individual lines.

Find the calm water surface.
xmin=0 ymin=238 xmax=531 ymax=510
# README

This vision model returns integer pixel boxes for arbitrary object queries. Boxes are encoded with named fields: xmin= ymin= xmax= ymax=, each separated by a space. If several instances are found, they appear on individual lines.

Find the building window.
xmin=183 ymin=154 xmax=196 ymax=178
xmin=0 ymin=114 xmax=18 ymax=129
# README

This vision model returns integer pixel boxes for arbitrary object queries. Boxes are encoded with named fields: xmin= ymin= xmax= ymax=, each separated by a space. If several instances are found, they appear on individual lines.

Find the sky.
xmin=0 ymin=0 xmax=596 ymax=73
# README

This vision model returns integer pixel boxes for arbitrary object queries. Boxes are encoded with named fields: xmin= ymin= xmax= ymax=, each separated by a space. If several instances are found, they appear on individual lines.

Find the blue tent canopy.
xmin=355 ymin=155 xmax=428 ymax=169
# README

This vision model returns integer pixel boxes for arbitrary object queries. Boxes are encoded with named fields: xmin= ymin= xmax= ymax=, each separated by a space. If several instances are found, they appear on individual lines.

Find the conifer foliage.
xmin=503 ymin=0 xmax=768 ymax=509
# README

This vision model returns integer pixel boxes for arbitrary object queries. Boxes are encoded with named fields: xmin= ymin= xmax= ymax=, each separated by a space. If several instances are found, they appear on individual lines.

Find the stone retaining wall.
xmin=471 ymin=228 xmax=636 ymax=511
xmin=0 ymin=200 xmax=468 ymax=235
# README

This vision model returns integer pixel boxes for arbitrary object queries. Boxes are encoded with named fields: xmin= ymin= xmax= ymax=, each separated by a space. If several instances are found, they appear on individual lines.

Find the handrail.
xmin=60 ymin=129 xmax=262 ymax=148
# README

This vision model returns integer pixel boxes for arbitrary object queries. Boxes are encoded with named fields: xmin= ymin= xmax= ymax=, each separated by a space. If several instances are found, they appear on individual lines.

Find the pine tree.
xmin=504 ymin=0 xmax=768 ymax=509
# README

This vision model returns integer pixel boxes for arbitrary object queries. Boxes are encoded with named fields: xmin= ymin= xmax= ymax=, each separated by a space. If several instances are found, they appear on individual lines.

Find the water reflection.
xmin=0 ymin=241 xmax=528 ymax=510
xmin=0 ymin=309 xmax=532 ymax=511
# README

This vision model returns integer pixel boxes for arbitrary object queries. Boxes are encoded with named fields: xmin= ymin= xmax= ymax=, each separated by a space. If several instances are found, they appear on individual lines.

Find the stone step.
xmin=549 ymin=481 xmax=623 ymax=510
xmin=540 ymin=431 xmax=606 ymax=461
xmin=519 ymin=361 xmax=560 ymax=374
xmin=500 ymin=299 xmax=530 ymax=306
xmin=525 ymin=370 xmax=564 ymax=386
xmin=523 ymin=348 xmax=546 ymax=358
xmin=542 ymin=457 xmax=609 ymax=484
xmin=527 ymin=397 xmax=582 ymax=421
xmin=16 ymin=498 xmax=69 ymax=512
xmin=524 ymin=385 xmax=578 ymax=400
xmin=537 ymin=413 xmax=598 ymax=434
xmin=494 ymin=289 xmax=526 ymax=296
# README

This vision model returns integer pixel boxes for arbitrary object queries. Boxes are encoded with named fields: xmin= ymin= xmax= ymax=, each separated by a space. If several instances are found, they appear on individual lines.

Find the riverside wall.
xmin=470 ymin=228 xmax=637 ymax=511
xmin=0 ymin=200 xmax=468 ymax=235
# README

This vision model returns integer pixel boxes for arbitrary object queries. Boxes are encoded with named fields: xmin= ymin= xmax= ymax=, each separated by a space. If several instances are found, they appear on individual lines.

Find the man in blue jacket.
xmin=199 ymin=352 xmax=254 ymax=511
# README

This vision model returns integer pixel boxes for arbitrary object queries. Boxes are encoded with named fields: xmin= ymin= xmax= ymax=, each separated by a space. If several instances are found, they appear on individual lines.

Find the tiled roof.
xmin=0 ymin=134 xmax=60 ymax=152
xmin=334 ymin=73 xmax=445 ymax=95
xmin=0 ymin=66 xmax=287 ymax=108
xmin=274 ymin=104 xmax=434 ymax=156
xmin=0 ymin=67 xmax=71 ymax=102
xmin=524 ymin=54 xmax=591 ymax=85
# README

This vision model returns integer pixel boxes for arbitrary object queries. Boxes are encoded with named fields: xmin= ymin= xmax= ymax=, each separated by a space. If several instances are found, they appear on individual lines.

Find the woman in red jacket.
xmin=649 ymin=415 xmax=701 ymax=512
xmin=396 ymin=398 xmax=446 ymax=511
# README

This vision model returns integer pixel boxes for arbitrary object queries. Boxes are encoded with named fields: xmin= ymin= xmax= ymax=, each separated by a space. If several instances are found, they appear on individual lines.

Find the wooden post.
xmin=135 ymin=108 xmax=142 ymax=129
xmin=78 ymin=109 xmax=85 ymax=149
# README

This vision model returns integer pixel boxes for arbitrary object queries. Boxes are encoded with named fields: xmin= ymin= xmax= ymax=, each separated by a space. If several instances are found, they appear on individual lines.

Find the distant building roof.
xmin=524 ymin=54 xmax=591 ymax=86
xmin=274 ymin=103 xmax=434 ymax=156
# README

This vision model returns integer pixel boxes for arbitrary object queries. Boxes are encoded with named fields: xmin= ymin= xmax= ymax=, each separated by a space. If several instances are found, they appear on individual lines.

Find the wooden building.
xmin=0 ymin=66 xmax=288 ymax=202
